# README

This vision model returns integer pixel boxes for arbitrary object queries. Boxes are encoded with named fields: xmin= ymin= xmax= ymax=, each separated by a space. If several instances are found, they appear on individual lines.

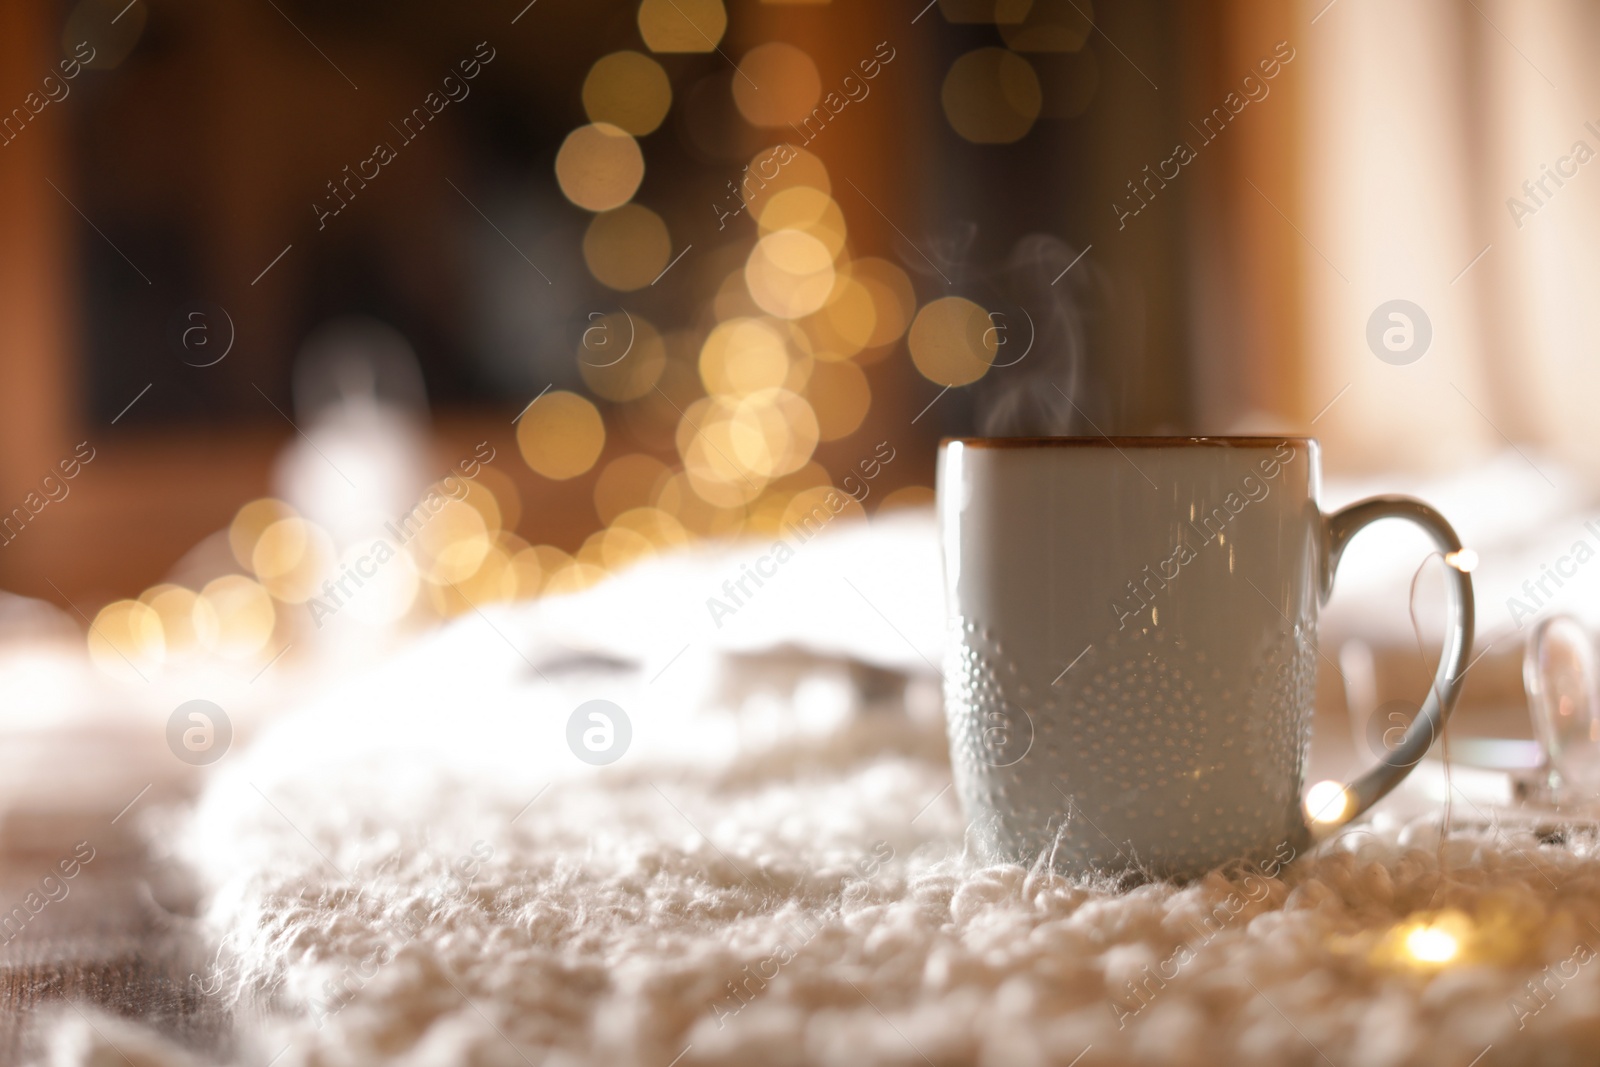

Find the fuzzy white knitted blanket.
xmin=44 ymin=514 xmax=1600 ymax=1067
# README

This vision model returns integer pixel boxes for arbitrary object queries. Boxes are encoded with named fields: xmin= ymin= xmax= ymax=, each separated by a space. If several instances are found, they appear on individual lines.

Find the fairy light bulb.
xmin=1524 ymin=615 xmax=1600 ymax=794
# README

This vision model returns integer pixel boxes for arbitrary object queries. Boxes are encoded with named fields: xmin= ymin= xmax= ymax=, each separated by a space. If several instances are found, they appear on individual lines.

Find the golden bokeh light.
xmin=594 ymin=453 xmax=671 ymax=525
xmin=733 ymin=43 xmax=822 ymax=127
xmin=997 ymin=0 xmax=1094 ymax=52
xmin=199 ymin=575 xmax=276 ymax=660
xmin=877 ymin=485 xmax=936 ymax=512
xmin=472 ymin=465 xmax=523 ymax=534
xmin=88 ymin=599 xmax=164 ymax=678
xmin=781 ymin=484 xmax=865 ymax=534
xmin=745 ymin=230 xmax=837 ymax=319
xmin=141 ymin=585 xmax=215 ymax=658
xmin=676 ymin=388 xmax=819 ymax=506
xmin=1305 ymin=780 xmax=1352 ymax=824
xmin=909 ymin=296 xmax=997 ymax=385
xmin=654 ymin=471 xmax=747 ymax=538
xmin=638 ymin=0 xmax=727 ymax=53
xmin=804 ymin=274 xmax=877 ymax=359
xmin=251 ymin=517 xmax=335 ymax=603
xmin=700 ymin=317 xmax=792 ymax=397
xmin=555 ymin=123 xmax=644 ymax=212
xmin=850 ymin=257 xmax=916 ymax=354
xmin=411 ymin=498 xmax=493 ymax=586
xmin=621 ymin=356 xmax=701 ymax=452
xmin=806 ymin=359 xmax=872 ymax=441
xmin=579 ymin=312 xmax=667 ymax=401
xmin=229 ymin=498 xmax=294 ymax=572
xmin=429 ymin=541 xmax=517 ymax=616
xmin=543 ymin=559 xmax=609 ymax=596
xmin=584 ymin=204 xmax=672 ymax=291
xmin=583 ymin=50 xmax=673 ymax=135
xmin=738 ymin=144 xmax=831 ymax=218
xmin=942 ymin=48 xmax=1042 ymax=144
xmin=758 ymin=186 xmax=847 ymax=259
xmin=517 ymin=391 xmax=606 ymax=480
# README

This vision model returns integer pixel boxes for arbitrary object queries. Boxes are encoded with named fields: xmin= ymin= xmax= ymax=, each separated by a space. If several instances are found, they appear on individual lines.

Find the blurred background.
xmin=0 ymin=0 xmax=1595 ymax=676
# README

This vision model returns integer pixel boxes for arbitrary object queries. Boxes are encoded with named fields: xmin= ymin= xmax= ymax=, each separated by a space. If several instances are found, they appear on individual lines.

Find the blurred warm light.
xmin=199 ymin=576 xmax=276 ymax=660
xmin=229 ymin=498 xmax=295 ymax=572
xmin=595 ymin=454 xmax=671 ymax=524
xmin=472 ymin=465 xmax=523 ymax=534
xmin=781 ymin=484 xmax=866 ymax=532
xmin=518 ymin=391 xmax=607 ymax=480
xmin=909 ymin=296 xmax=997 ymax=385
xmin=555 ymin=123 xmax=644 ymax=212
xmin=544 ymin=560 xmax=609 ymax=595
xmin=996 ymin=0 xmax=1094 ymax=52
xmin=805 ymin=275 xmax=878 ymax=359
xmin=88 ymin=599 xmax=164 ymax=678
xmin=1404 ymin=923 xmax=1460 ymax=965
xmin=613 ymin=505 xmax=690 ymax=548
xmin=1446 ymin=548 xmax=1479 ymax=572
xmin=878 ymin=485 xmax=935 ymax=512
xmin=582 ymin=50 xmax=673 ymax=135
xmin=579 ymin=312 xmax=667 ymax=401
xmin=584 ymin=204 xmax=672 ymax=291
xmin=251 ymin=517 xmax=335 ymax=604
xmin=746 ymin=230 xmax=837 ymax=319
xmin=850 ymin=257 xmax=916 ymax=353
xmin=655 ymin=471 xmax=747 ymax=538
xmin=141 ymin=585 xmax=215 ymax=658
xmin=411 ymin=498 xmax=492 ymax=585
xmin=733 ymin=43 xmax=822 ymax=128
xmin=622 ymin=357 xmax=702 ymax=452
xmin=430 ymin=541 xmax=517 ymax=615
xmin=739 ymin=144 xmax=831 ymax=216
xmin=1304 ymin=780 xmax=1351 ymax=825
xmin=942 ymin=48 xmax=1042 ymax=144
xmin=332 ymin=541 xmax=419 ymax=626
xmin=758 ymin=187 xmax=847 ymax=259
xmin=638 ymin=0 xmax=727 ymax=53
xmin=806 ymin=360 xmax=872 ymax=441
xmin=700 ymin=317 xmax=792 ymax=397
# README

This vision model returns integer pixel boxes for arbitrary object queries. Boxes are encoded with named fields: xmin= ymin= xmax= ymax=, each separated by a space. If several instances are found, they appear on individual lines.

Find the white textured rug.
xmin=44 ymin=513 xmax=1600 ymax=1066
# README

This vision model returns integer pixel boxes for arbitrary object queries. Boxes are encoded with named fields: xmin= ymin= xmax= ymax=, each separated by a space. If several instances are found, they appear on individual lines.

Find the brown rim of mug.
xmin=940 ymin=436 xmax=1315 ymax=448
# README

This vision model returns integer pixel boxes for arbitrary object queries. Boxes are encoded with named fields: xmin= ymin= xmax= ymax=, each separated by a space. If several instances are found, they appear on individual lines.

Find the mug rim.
xmin=940 ymin=435 xmax=1315 ymax=449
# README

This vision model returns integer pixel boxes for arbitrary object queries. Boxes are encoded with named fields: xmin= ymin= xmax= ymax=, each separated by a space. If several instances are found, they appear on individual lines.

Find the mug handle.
xmin=1318 ymin=496 xmax=1476 ymax=826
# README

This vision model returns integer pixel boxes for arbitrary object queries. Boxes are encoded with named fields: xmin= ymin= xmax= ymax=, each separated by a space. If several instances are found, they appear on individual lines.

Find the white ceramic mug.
xmin=937 ymin=436 xmax=1474 ymax=881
